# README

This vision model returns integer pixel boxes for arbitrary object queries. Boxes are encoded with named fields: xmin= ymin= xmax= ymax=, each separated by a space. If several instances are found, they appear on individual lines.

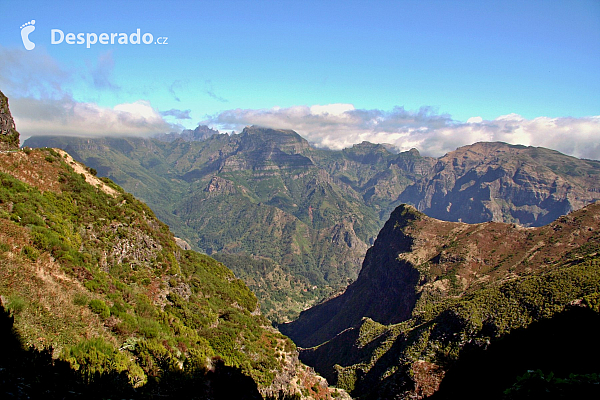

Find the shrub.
xmin=89 ymin=299 xmax=110 ymax=319
xmin=61 ymin=338 xmax=146 ymax=386
xmin=137 ymin=317 xmax=161 ymax=339
xmin=21 ymin=245 xmax=39 ymax=261
xmin=6 ymin=295 xmax=26 ymax=314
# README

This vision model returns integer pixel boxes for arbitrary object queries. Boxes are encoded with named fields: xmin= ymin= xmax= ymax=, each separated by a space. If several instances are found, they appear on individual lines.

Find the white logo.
xmin=51 ymin=28 xmax=168 ymax=48
xmin=20 ymin=20 xmax=36 ymax=50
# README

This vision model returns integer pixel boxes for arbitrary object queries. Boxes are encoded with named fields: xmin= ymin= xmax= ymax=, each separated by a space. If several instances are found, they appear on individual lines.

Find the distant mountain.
xmin=154 ymin=125 xmax=220 ymax=142
xmin=24 ymin=130 xmax=600 ymax=322
xmin=281 ymin=202 xmax=600 ymax=399
xmin=400 ymin=141 xmax=600 ymax=226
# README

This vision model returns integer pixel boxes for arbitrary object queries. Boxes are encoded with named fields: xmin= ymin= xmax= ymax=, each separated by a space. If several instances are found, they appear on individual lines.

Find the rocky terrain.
xmin=0 ymin=91 xmax=20 ymax=150
xmin=281 ymin=202 xmax=600 ymax=398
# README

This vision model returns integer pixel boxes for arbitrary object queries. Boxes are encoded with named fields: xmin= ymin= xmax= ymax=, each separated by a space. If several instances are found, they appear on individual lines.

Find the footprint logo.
xmin=20 ymin=20 xmax=36 ymax=50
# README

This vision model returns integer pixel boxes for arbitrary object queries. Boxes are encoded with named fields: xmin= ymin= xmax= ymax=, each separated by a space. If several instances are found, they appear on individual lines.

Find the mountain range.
xmin=24 ymin=127 xmax=600 ymax=322
xmin=4 ymin=89 xmax=600 ymax=398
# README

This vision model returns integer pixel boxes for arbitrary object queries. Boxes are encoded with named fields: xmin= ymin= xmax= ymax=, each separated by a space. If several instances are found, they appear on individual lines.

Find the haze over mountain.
xmin=25 ymin=127 xmax=600 ymax=321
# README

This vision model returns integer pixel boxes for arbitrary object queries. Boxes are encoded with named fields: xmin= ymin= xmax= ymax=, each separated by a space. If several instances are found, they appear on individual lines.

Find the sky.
xmin=0 ymin=0 xmax=599 ymax=159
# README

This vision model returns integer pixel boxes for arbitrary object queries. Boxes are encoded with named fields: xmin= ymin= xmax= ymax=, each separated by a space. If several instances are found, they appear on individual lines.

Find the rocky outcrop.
xmin=174 ymin=237 xmax=192 ymax=250
xmin=203 ymin=176 xmax=236 ymax=195
xmin=286 ymin=201 xmax=600 ymax=398
xmin=400 ymin=142 xmax=600 ymax=226
xmin=280 ymin=205 xmax=423 ymax=347
xmin=0 ymin=91 xmax=20 ymax=150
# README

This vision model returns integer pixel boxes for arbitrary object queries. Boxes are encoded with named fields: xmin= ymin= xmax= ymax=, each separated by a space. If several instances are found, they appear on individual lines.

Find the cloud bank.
xmin=204 ymin=104 xmax=600 ymax=160
xmin=11 ymin=96 xmax=175 ymax=138
xmin=160 ymin=108 xmax=192 ymax=119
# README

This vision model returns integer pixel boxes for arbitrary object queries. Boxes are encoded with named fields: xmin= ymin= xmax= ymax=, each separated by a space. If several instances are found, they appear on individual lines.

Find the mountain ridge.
xmin=24 ymin=129 xmax=600 ymax=321
xmin=289 ymin=201 xmax=600 ymax=398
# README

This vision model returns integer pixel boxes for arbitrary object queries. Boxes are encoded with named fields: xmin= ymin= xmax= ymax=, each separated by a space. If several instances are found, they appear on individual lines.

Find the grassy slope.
xmin=0 ymin=147 xmax=334 ymax=398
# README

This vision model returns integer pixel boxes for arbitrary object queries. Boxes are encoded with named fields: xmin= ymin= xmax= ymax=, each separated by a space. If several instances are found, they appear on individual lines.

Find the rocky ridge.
xmin=400 ymin=142 xmax=600 ymax=226
xmin=282 ymin=201 xmax=600 ymax=398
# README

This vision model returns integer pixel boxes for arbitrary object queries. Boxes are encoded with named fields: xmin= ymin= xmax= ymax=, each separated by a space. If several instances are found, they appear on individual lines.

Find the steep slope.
xmin=313 ymin=143 xmax=436 ymax=219
xmin=0 ymin=146 xmax=344 ymax=399
xmin=23 ymin=134 xmax=600 ymax=323
xmin=279 ymin=205 xmax=422 ymax=348
xmin=283 ymin=202 xmax=600 ymax=398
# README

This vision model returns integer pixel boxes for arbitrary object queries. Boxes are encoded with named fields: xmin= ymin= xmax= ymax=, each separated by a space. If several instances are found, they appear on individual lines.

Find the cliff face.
xmin=0 ymin=91 xmax=20 ymax=150
xmin=284 ymin=201 xmax=600 ymax=398
xmin=279 ymin=205 xmax=422 ymax=348
xmin=400 ymin=142 xmax=600 ymax=226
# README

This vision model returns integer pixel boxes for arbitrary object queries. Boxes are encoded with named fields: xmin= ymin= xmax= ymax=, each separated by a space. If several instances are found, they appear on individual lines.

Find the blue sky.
xmin=1 ymin=0 xmax=599 ymax=158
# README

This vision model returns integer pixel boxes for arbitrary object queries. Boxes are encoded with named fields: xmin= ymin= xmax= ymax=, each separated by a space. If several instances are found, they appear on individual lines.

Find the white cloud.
xmin=467 ymin=116 xmax=482 ymax=124
xmin=204 ymin=105 xmax=600 ymax=160
xmin=309 ymin=103 xmax=355 ymax=116
xmin=12 ymin=96 xmax=176 ymax=138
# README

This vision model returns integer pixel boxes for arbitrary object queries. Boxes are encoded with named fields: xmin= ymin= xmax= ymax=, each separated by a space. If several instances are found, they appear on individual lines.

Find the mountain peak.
xmin=154 ymin=125 xmax=220 ymax=142
xmin=239 ymin=126 xmax=311 ymax=154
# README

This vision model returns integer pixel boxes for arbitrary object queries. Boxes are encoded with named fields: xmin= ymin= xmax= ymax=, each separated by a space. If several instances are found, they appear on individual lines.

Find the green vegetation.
xmin=329 ymin=250 xmax=600 ymax=397
xmin=24 ymin=132 xmax=600 ymax=324
xmin=24 ymin=132 xmax=393 ymax=320
xmin=212 ymin=253 xmax=328 ymax=322
xmin=0 ymin=148 xmax=298 ymax=395
xmin=0 ymin=303 xmax=264 ymax=399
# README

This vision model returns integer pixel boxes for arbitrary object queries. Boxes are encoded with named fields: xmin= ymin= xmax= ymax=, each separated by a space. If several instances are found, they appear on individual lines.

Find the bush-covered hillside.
xmin=0 ymin=147 xmax=336 ymax=399
xmin=293 ymin=203 xmax=600 ymax=399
